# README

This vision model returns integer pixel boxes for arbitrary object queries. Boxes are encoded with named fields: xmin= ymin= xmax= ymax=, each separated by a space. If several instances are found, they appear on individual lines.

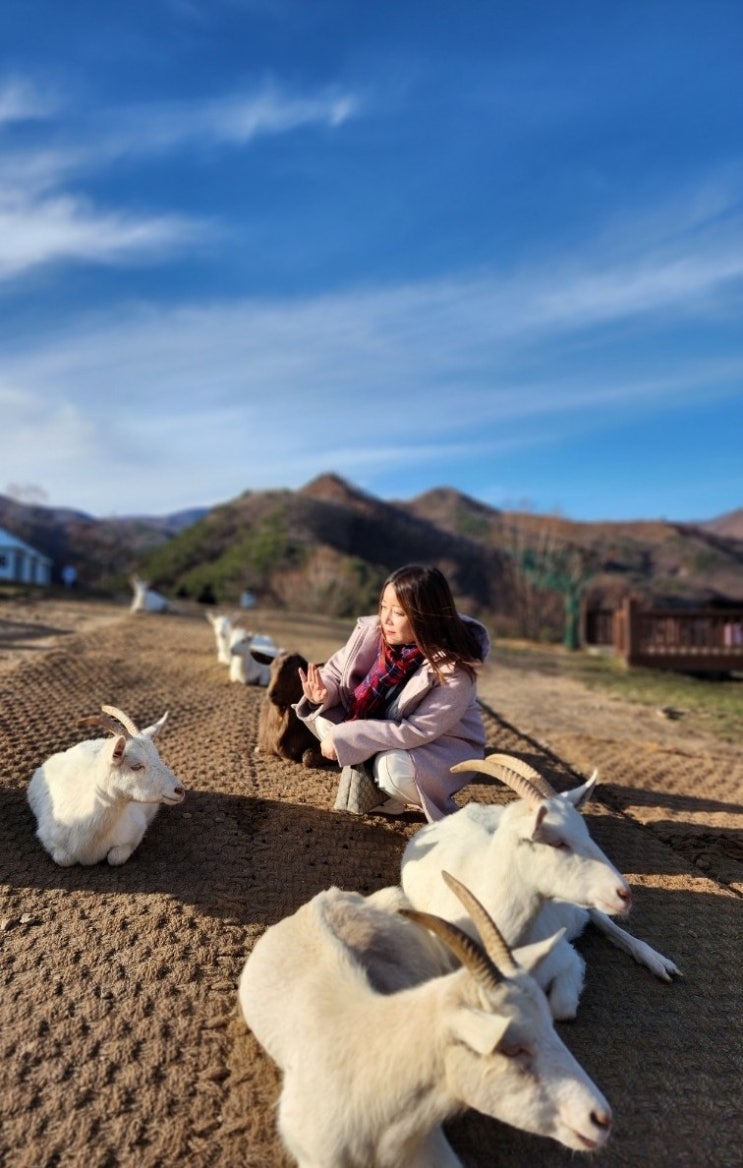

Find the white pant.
xmin=312 ymin=713 xmax=420 ymax=805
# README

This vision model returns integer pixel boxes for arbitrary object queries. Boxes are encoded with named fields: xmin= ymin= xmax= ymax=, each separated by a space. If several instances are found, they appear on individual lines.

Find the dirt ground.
xmin=0 ymin=598 xmax=741 ymax=1168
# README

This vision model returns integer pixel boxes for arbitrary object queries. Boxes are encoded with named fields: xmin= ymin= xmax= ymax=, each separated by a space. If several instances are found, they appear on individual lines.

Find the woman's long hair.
xmin=380 ymin=564 xmax=483 ymax=681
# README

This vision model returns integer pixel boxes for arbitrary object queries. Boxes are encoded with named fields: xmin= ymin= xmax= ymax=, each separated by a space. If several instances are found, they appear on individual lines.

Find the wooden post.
xmin=624 ymin=597 xmax=641 ymax=666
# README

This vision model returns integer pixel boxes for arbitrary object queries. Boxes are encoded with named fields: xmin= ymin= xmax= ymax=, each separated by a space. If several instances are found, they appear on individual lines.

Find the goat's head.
xmin=206 ymin=613 xmax=238 ymax=663
xmin=207 ymin=611 xmax=232 ymax=636
xmin=451 ymin=754 xmax=631 ymax=916
xmin=402 ymin=871 xmax=612 ymax=1152
xmin=94 ymin=705 xmax=186 ymax=806
xmin=265 ymin=651 xmax=308 ymax=706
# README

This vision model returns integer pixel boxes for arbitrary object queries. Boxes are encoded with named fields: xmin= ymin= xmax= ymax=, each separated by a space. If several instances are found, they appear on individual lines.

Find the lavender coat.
xmin=294 ymin=614 xmax=491 ymax=819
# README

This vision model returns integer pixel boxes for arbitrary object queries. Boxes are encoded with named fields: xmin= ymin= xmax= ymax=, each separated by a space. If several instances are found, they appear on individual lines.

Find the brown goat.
xmin=255 ymin=651 xmax=328 ymax=768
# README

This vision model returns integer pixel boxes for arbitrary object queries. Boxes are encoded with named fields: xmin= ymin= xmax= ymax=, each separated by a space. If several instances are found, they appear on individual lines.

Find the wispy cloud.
xmin=0 ymin=76 xmax=57 ymax=124
xmin=0 ymin=194 xmax=212 ymax=280
xmin=2 ymin=190 xmax=741 ymax=513
xmin=0 ymin=72 xmax=359 ymax=281
xmin=5 ymin=191 xmax=742 ymax=394
xmin=192 ymin=84 xmax=359 ymax=143
xmin=92 ymin=82 xmax=360 ymax=157
xmin=85 ymin=82 xmax=360 ymax=167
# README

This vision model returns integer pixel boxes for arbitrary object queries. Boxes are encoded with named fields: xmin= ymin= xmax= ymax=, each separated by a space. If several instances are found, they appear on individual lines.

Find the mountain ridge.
xmin=2 ymin=475 xmax=742 ymax=640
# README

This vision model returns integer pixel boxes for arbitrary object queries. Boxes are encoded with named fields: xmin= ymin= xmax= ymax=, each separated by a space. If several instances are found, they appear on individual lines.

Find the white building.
xmin=0 ymin=527 xmax=52 ymax=586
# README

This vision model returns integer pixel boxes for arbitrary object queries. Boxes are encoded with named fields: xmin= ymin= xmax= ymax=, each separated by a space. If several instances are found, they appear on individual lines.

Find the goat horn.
xmin=100 ymin=705 xmax=139 ymax=737
xmin=450 ymin=755 xmax=544 ymax=808
xmin=399 ymin=909 xmax=503 ymax=990
xmin=77 ymin=714 xmax=118 ymax=735
xmin=441 ymin=871 xmax=519 ymax=978
xmin=484 ymin=753 xmax=557 ymax=799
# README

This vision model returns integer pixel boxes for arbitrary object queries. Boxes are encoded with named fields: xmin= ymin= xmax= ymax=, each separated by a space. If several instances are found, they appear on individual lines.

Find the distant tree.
xmin=502 ymin=515 xmax=598 ymax=647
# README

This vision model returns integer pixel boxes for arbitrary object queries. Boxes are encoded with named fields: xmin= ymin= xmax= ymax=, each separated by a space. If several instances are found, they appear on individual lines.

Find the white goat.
xmin=239 ymin=870 xmax=611 ymax=1168
xmin=27 ymin=705 xmax=185 ymax=866
xmin=206 ymin=611 xmax=239 ymax=665
xmin=401 ymin=753 xmax=680 ymax=1019
xmin=129 ymin=575 xmax=173 ymax=614
xmin=229 ymin=632 xmax=278 ymax=685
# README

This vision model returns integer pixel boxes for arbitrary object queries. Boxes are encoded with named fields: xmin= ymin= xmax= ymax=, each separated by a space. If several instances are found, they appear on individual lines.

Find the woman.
xmin=295 ymin=564 xmax=490 ymax=820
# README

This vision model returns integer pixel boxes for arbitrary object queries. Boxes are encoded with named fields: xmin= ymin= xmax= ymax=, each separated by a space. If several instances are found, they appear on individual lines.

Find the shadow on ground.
xmin=0 ymin=611 xmax=740 ymax=1168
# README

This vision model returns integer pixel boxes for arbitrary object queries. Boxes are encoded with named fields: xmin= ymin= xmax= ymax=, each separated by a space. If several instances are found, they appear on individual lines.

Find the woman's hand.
xmin=298 ymin=662 xmax=329 ymax=705
xmin=320 ymin=735 xmax=338 ymax=761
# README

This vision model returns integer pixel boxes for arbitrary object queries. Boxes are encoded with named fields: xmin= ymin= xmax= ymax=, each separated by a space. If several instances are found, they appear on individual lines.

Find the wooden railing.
xmin=582 ymin=597 xmax=743 ymax=673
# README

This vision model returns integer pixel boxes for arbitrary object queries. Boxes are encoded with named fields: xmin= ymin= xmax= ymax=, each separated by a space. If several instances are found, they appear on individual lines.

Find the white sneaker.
xmin=370 ymin=797 xmax=408 ymax=816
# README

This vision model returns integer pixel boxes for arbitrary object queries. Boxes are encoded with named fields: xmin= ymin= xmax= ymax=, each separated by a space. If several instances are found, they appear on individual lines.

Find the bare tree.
xmin=501 ymin=514 xmax=598 ymax=647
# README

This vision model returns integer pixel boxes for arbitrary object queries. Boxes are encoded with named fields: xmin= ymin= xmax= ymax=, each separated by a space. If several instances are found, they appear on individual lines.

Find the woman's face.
xmin=379 ymin=584 xmax=415 ymax=646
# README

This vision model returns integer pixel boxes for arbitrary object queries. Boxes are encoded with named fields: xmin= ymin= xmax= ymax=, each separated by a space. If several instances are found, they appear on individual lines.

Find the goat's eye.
xmin=129 ymin=763 xmax=145 ymax=772
xmin=547 ymin=839 xmax=570 ymax=851
xmin=501 ymin=1042 xmax=532 ymax=1060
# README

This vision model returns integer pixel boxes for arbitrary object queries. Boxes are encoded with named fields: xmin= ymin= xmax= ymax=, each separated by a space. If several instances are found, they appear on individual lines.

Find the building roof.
xmin=0 ymin=527 xmax=52 ymax=564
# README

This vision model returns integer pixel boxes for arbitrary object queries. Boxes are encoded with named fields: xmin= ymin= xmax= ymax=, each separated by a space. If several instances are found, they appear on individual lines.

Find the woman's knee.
xmin=373 ymin=750 xmax=419 ymax=804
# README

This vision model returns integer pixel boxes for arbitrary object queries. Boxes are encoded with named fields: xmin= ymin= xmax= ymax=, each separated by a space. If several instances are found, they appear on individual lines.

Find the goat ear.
xmin=529 ymin=803 xmax=548 ymax=840
xmin=141 ymin=712 xmax=168 ymax=739
xmin=561 ymin=769 xmax=598 ymax=808
xmin=514 ymin=929 xmax=567 ymax=975
xmin=451 ymin=1007 xmax=510 ymax=1055
xmin=111 ymin=735 xmax=127 ymax=764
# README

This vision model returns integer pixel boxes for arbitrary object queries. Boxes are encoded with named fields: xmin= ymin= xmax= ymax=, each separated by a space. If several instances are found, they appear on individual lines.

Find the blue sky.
xmin=1 ymin=0 xmax=741 ymax=523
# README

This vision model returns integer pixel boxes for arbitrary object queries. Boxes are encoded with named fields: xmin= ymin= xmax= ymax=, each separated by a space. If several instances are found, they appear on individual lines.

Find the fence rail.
xmin=581 ymin=598 xmax=743 ymax=672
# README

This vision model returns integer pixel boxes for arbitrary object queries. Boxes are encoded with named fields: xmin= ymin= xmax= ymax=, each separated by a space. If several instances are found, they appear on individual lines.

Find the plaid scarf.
xmin=347 ymin=639 xmax=424 ymax=721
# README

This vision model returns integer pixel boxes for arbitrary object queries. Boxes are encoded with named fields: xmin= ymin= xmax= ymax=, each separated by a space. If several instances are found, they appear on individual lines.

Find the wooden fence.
xmin=581 ymin=597 xmax=743 ymax=673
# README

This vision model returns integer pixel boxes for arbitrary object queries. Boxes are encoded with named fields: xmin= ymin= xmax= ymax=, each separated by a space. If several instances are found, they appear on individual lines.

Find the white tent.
xmin=0 ymin=527 xmax=52 ymax=586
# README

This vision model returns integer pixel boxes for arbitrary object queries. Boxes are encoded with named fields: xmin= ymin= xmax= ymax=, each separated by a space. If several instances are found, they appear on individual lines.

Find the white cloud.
xmin=87 ymin=81 xmax=360 ymax=158
xmin=0 ymin=74 xmax=360 ymax=281
xmin=2 ymin=230 xmax=741 ymax=515
xmin=0 ymin=76 xmax=56 ymax=124
xmin=0 ymin=194 xmax=212 ymax=280
xmin=5 ymin=207 xmax=743 ymax=409
xmin=0 ymin=148 xmax=741 ymax=513
xmin=200 ymin=86 xmax=359 ymax=142
xmin=0 ymin=385 xmax=98 ymax=466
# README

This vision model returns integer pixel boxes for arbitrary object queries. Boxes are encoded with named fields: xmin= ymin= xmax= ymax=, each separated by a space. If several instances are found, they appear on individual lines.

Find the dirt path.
xmin=0 ymin=601 xmax=740 ymax=1167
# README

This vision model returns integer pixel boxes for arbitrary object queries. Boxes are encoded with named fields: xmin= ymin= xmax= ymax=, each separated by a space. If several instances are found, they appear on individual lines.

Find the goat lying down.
xmin=129 ymin=575 xmax=174 ymax=614
xmin=230 ymin=632 xmax=277 ymax=686
xmin=401 ymin=753 xmax=681 ymax=1020
xmin=239 ymin=871 xmax=612 ymax=1168
xmin=255 ymin=649 xmax=326 ymax=768
xmin=27 ymin=705 xmax=185 ymax=867
xmin=206 ymin=611 xmax=236 ymax=665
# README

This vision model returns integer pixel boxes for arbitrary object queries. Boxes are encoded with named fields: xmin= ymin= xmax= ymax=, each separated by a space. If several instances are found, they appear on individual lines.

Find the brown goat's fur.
xmin=256 ymin=651 xmax=328 ymax=768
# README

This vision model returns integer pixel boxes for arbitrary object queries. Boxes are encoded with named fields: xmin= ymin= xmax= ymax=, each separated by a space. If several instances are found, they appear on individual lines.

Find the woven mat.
xmin=0 ymin=613 xmax=739 ymax=1168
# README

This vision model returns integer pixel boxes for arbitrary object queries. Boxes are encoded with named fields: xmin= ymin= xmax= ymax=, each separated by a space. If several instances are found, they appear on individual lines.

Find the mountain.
xmin=404 ymin=487 xmax=743 ymax=607
xmin=136 ymin=473 xmax=516 ymax=619
xmin=2 ymin=476 xmax=742 ymax=640
xmin=702 ymin=507 xmax=743 ymax=540
xmin=0 ymin=495 xmax=208 ymax=589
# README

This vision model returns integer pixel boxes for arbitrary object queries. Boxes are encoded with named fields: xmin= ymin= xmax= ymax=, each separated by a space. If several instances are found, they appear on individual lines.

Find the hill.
xmin=0 ymin=495 xmax=207 ymax=590
xmin=2 ymin=476 xmax=743 ymax=640
xmin=136 ymin=474 xmax=515 ymax=621
xmin=404 ymin=487 xmax=743 ymax=607
xmin=702 ymin=507 xmax=743 ymax=540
